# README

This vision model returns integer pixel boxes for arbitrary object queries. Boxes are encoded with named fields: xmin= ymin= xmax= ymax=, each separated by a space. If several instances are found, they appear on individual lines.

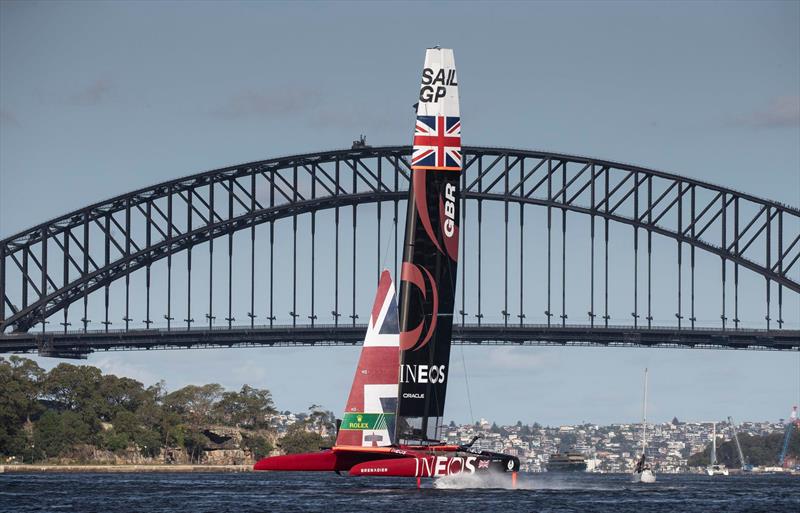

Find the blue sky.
xmin=1 ymin=1 xmax=799 ymax=425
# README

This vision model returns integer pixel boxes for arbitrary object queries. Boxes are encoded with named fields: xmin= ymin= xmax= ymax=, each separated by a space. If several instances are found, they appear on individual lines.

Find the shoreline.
xmin=1 ymin=464 xmax=253 ymax=473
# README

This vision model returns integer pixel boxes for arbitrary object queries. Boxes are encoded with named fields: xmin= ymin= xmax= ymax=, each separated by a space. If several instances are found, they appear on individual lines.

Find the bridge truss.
xmin=1 ymin=146 xmax=798 ymax=356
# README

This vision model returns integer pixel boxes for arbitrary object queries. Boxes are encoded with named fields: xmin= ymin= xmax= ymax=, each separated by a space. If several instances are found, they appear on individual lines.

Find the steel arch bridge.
xmin=1 ymin=146 xmax=798 ymax=357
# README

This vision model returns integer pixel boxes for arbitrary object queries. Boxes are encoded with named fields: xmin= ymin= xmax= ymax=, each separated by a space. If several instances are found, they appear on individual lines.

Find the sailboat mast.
xmin=641 ymin=368 xmax=648 ymax=454
xmin=710 ymin=422 xmax=717 ymax=465
xmin=396 ymin=48 xmax=462 ymax=442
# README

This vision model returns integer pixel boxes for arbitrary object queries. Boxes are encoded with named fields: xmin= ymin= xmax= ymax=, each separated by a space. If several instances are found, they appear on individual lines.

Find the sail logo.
xmin=341 ymin=412 xmax=393 ymax=430
xmin=443 ymin=183 xmax=456 ymax=238
xmin=399 ymin=262 xmax=439 ymax=351
xmin=415 ymin=456 xmax=477 ymax=477
xmin=399 ymin=364 xmax=446 ymax=384
xmin=419 ymin=67 xmax=457 ymax=103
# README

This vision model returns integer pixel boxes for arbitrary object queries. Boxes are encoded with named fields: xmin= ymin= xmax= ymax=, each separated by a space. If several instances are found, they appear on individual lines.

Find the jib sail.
xmin=396 ymin=48 xmax=461 ymax=442
xmin=336 ymin=270 xmax=400 ymax=448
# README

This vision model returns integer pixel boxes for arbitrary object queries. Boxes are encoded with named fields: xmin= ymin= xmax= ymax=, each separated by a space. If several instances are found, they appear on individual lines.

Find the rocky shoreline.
xmin=0 ymin=464 xmax=253 ymax=473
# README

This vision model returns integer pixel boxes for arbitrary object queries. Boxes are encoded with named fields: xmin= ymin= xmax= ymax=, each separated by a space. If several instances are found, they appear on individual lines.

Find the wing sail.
xmin=335 ymin=269 xmax=400 ymax=447
xmin=396 ymin=48 xmax=461 ymax=442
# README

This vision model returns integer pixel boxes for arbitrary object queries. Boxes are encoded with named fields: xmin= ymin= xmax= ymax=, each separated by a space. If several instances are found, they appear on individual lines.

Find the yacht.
xmin=706 ymin=422 xmax=729 ymax=476
xmin=631 ymin=368 xmax=656 ymax=483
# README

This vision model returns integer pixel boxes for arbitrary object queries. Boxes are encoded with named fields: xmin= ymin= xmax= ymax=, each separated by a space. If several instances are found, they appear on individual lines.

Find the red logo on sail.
xmin=399 ymin=262 xmax=438 ymax=351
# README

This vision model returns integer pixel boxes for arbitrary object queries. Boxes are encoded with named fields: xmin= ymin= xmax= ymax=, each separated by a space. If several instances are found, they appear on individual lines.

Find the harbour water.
xmin=2 ymin=471 xmax=798 ymax=512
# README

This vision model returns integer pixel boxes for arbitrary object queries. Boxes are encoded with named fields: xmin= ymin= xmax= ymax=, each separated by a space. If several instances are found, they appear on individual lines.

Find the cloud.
xmin=211 ymin=88 xmax=320 ymax=120
xmin=0 ymin=109 xmax=20 ymax=127
xmin=732 ymin=95 xmax=800 ymax=128
xmin=92 ymin=356 xmax=159 ymax=386
xmin=70 ymin=79 xmax=114 ymax=106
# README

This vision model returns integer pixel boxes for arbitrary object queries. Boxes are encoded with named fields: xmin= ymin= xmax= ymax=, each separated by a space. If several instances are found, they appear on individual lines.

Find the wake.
xmin=433 ymin=472 xmax=529 ymax=490
xmin=433 ymin=473 xmax=620 ymax=491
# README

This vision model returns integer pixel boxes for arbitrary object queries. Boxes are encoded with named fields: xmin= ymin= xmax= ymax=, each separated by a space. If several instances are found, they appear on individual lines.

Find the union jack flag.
xmin=478 ymin=459 xmax=490 ymax=469
xmin=412 ymin=115 xmax=461 ymax=170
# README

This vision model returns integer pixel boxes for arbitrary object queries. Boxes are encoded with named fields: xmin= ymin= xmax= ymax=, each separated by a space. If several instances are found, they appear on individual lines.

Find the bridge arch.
xmin=1 ymin=146 xmax=798 ymax=335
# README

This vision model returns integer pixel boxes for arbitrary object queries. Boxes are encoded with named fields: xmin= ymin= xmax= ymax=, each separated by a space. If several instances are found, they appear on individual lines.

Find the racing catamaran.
xmin=254 ymin=48 xmax=519 ymax=482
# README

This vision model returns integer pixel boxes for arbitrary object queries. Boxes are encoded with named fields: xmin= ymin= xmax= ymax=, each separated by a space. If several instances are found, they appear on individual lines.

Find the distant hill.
xmin=687 ymin=431 xmax=799 ymax=468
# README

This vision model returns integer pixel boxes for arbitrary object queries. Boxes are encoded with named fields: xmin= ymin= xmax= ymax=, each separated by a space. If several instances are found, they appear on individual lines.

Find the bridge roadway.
xmin=1 ymin=324 xmax=797 ymax=358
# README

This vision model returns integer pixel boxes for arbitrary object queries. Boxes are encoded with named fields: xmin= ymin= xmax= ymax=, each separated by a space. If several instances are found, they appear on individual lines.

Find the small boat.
xmin=707 ymin=464 xmax=729 ymax=476
xmin=706 ymin=422 xmax=729 ymax=476
xmin=632 ymin=368 xmax=656 ymax=483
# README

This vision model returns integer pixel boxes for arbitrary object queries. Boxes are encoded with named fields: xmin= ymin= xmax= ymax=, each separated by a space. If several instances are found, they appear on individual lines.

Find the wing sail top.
xmin=397 ymin=48 xmax=462 ymax=442
xmin=335 ymin=270 xmax=400 ymax=448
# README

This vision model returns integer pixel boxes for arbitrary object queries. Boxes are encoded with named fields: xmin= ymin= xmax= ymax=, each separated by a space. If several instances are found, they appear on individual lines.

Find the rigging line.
xmin=460 ymin=345 xmax=475 ymax=426
xmin=379 ymin=213 xmax=395 ymax=274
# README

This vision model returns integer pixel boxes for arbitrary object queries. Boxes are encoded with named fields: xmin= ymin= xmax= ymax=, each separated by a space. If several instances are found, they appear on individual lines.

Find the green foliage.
xmin=99 ymin=375 xmax=148 ymax=418
xmin=307 ymin=404 xmax=336 ymax=441
xmin=243 ymin=434 xmax=274 ymax=459
xmin=164 ymin=384 xmax=224 ymax=425
xmin=136 ymin=429 xmax=163 ymax=458
xmin=99 ymin=429 xmax=130 ymax=453
xmin=33 ymin=410 xmax=90 ymax=459
xmin=183 ymin=429 xmax=211 ymax=463
xmin=687 ymin=431 xmax=800 ymax=467
xmin=214 ymin=385 xmax=276 ymax=428
xmin=0 ymin=356 xmax=277 ymax=463
xmin=0 ymin=356 xmax=44 ymax=457
xmin=279 ymin=424 xmax=326 ymax=454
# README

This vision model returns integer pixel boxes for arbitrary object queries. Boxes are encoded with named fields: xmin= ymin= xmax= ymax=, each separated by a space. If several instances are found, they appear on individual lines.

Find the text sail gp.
xmin=396 ymin=48 xmax=462 ymax=442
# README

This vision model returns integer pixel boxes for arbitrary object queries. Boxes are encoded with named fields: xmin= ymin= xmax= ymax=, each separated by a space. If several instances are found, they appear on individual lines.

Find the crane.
xmin=727 ymin=416 xmax=751 ymax=472
xmin=778 ymin=406 xmax=798 ymax=469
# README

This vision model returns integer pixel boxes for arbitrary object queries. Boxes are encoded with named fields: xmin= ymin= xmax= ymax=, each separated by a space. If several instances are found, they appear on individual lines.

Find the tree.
xmin=33 ymin=410 xmax=90 ymax=460
xmin=687 ymin=432 xmax=800 ymax=467
xmin=104 ymin=409 xmax=158 ymax=456
xmin=280 ymin=423 xmax=326 ymax=454
xmin=214 ymin=385 xmax=276 ymax=428
xmin=99 ymin=429 xmax=130 ymax=453
xmin=307 ymin=405 xmax=336 ymax=440
xmin=183 ymin=429 xmax=211 ymax=463
xmin=164 ymin=384 xmax=224 ymax=426
xmin=243 ymin=434 xmax=274 ymax=459
xmin=99 ymin=375 xmax=147 ymax=419
xmin=43 ymin=363 xmax=103 ymax=412
xmin=0 ymin=356 xmax=44 ymax=456
xmin=42 ymin=363 xmax=107 ymax=434
xmin=136 ymin=428 xmax=162 ymax=458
